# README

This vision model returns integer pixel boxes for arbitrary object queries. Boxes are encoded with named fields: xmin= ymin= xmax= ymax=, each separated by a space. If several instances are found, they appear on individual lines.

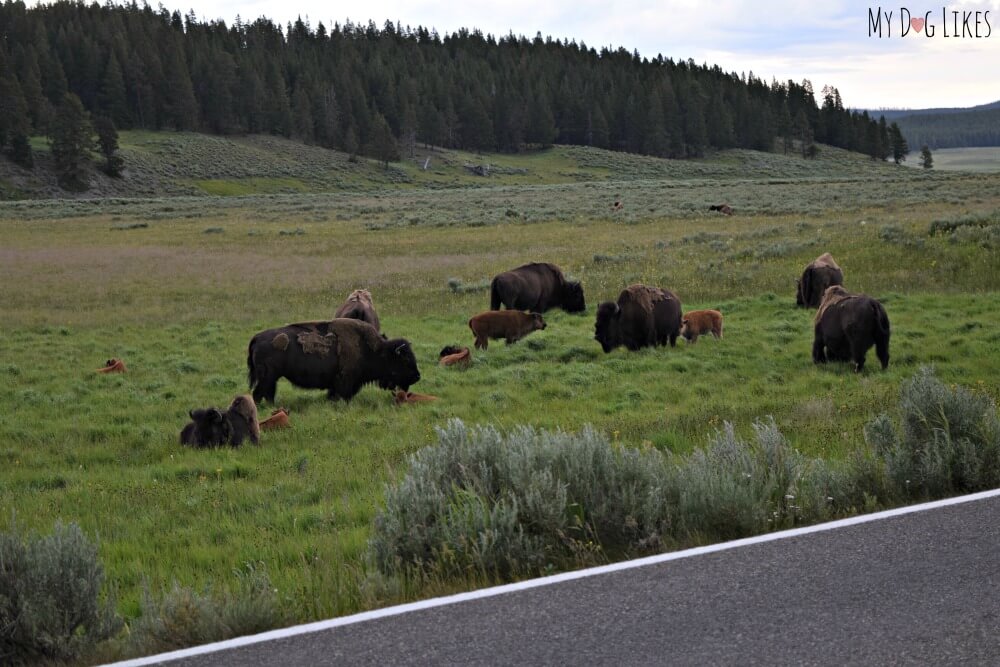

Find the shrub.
xmin=0 ymin=522 xmax=121 ymax=665
xmin=865 ymin=367 xmax=1000 ymax=499
xmin=878 ymin=224 xmax=925 ymax=248
xmin=674 ymin=419 xmax=833 ymax=541
xmin=368 ymin=419 xmax=673 ymax=580
xmin=128 ymin=563 xmax=281 ymax=655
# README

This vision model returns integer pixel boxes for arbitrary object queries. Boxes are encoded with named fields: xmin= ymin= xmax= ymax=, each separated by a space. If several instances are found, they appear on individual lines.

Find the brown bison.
xmin=797 ymin=252 xmax=844 ymax=308
xmin=439 ymin=345 xmax=472 ymax=368
xmin=393 ymin=390 xmax=438 ymax=405
xmin=247 ymin=318 xmax=420 ymax=403
xmin=469 ymin=311 xmax=546 ymax=350
xmin=813 ymin=286 xmax=890 ymax=372
xmin=179 ymin=394 xmax=259 ymax=447
xmin=96 ymin=358 xmax=127 ymax=374
xmin=490 ymin=262 xmax=585 ymax=313
xmin=709 ymin=204 xmax=733 ymax=215
xmin=681 ymin=309 xmax=724 ymax=343
xmin=594 ymin=284 xmax=682 ymax=353
xmin=334 ymin=289 xmax=380 ymax=333
xmin=259 ymin=408 xmax=291 ymax=430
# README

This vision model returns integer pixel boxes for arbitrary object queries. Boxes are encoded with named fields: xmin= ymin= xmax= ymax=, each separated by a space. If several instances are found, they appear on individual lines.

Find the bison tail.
xmin=247 ymin=339 xmax=258 ymax=393
xmin=490 ymin=278 xmax=503 ymax=310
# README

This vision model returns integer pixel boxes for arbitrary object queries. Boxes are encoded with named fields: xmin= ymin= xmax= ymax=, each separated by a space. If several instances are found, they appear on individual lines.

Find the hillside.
xmin=894 ymin=107 xmax=1000 ymax=149
xmin=865 ymin=99 xmax=1000 ymax=121
xmin=1 ymin=131 xmax=921 ymax=202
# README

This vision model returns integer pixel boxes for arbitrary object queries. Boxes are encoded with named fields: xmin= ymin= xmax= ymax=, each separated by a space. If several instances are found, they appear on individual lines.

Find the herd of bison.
xmin=178 ymin=255 xmax=890 ymax=447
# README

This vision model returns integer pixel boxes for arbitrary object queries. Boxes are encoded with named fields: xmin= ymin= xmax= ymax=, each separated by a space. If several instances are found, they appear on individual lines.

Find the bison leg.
xmin=812 ymin=336 xmax=827 ymax=364
xmin=876 ymin=339 xmax=890 ymax=370
xmin=669 ymin=332 xmax=678 ymax=347
xmin=253 ymin=377 xmax=278 ymax=404
xmin=474 ymin=335 xmax=488 ymax=350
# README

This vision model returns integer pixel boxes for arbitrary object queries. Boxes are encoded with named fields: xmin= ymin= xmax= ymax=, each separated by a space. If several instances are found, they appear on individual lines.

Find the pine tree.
xmin=49 ymin=93 xmax=94 ymax=190
xmin=794 ymin=109 xmax=815 ymax=159
xmin=366 ymin=111 xmax=399 ymax=168
xmin=0 ymin=65 xmax=34 ymax=168
xmin=93 ymin=116 xmax=124 ymax=177
xmin=920 ymin=145 xmax=933 ymax=169
xmin=99 ymin=52 xmax=131 ymax=128
xmin=162 ymin=40 xmax=198 ymax=130
xmin=889 ymin=122 xmax=909 ymax=164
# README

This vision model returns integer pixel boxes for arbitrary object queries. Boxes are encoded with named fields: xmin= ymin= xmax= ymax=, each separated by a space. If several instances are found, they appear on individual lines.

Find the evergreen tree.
xmin=920 ymin=145 xmax=933 ymax=169
xmin=49 ymin=92 xmax=94 ymax=190
xmin=93 ymin=116 xmax=124 ymax=177
xmin=794 ymin=109 xmax=815 ymax=158
xmin=0 ymin=66 xmax=34 ymax=168
xmin=366 ymin=111 xmax=399 ymax=167
xmin=162 ymin=40 xmax=198 ymax=130
xmin=889 ymin=122 xmax=909 ymax=164
xmin=99 ymin=52 xmax=130 ymax=128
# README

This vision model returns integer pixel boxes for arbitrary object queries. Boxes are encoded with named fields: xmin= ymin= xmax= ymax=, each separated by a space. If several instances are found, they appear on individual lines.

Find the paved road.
xmin=138 ymin=493 xmax=1000 ymax=666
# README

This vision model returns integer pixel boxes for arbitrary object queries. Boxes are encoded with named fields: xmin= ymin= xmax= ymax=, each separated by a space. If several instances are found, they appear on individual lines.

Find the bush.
xmin=128 ymin=563 xmax=281 ymax=655
xmin=674 ymin=419 xmax=834 ymax=540
xmin=865 ymin=367 xmax=1000 ymax=499
xmin=0 ymin=521 xmax=121 ymax=665
xmin=369 ymin=419 xmax=673 ymax=580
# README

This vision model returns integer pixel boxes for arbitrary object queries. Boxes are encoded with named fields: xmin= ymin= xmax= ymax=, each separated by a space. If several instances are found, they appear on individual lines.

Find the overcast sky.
xmin=98 ymin=0 xmax=1000 ymax=108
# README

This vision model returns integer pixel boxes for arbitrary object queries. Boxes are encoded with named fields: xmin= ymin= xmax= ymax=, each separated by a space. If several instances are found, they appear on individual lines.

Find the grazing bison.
xmin=681 ymin=309 xmax=724 ymax=343
xmin=334 ymin=289 xmax=380 ymax=333
xmin=490 ymin=262 xmax=585 ymax=313
xmin=180 ymin=407 xmax=229 ymax=447
xmin=709 ymin=204 xmax=733 ymax=215
xmin=797 ymin=252 xmax=844 ymax=308
xmin=813 ymin=286 xmax=890 ymax=372
xmin=594 ymin=284 xmax=682 ymax=353
xmin=469 ymin=311 xmax=546 ymax=350
xmin=247 ymin=318 xmax=420 ymax=403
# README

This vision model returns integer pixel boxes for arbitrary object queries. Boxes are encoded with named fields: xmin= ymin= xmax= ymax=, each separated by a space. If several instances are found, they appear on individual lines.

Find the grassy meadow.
xmin=3 ymin=141 xmax=1000 ymax=650
xmin=907 ymin=146 xmax=1000 ymax=173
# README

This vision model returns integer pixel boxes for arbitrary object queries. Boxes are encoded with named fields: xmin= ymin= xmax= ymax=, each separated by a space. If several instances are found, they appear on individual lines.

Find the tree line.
xmin=895 ymin=108 xmax=1000 ymax=149
xmin=0 ymin=0 xmax=909 ymax=182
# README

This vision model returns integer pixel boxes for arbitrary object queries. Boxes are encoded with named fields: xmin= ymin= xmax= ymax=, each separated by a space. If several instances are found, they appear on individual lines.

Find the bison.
xmin=96 ymin=358 xmax=127 ymax=374
xmin=490 ymin=262 xmax=585 ymax=313
xmin=681 ymin=309 xmax=724 ymax=343
xmin=334 ymin=289 xmax=380 ymax=333
xmin=247 ymin=318 xmax=420 ymax=403
xmin=439 ymin=345 xmax=472 ymax=368
xmin=259 ymin=407 xmax=291 ymax=430
xmin=797 ymin=252 xmax=844 ymax=308
xmin=709 ymin=204 xmax=733 ymax=215
xmin=594 ymin=284 xmax=682 ymax=353
xmin=179 ymin=395 xmax=259 ymax=447
xmin=469 ymin=311 xmax=546 ymax=350
xmin=813 ymin=286 xmax=890 ymax=372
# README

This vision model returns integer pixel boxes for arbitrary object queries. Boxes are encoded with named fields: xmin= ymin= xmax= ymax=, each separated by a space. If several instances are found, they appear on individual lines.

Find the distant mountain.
xmin=863 ymin=100 xmax=1000 ymax=121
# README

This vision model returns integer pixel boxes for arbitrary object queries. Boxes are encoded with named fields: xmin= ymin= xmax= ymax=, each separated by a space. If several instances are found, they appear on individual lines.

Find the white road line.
xmin=105 ymin=488 xmax=1000 ymax=666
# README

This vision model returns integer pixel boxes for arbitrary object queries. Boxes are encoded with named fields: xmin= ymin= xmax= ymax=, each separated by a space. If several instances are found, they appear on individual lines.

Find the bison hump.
xmin=297 ymin=328 xmax=338 ymax=357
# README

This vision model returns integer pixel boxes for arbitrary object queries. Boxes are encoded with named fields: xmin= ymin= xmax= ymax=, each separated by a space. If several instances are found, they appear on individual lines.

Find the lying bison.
xmin=594 ymin=284 xmax=682 ymax=353
xmin=469 ymin=310 xmax=546 ymax=350
xmin=490 ymin=262 xmax=585 ymax=313
xmin=813 ymin=286 xmax=890 ymax=372
xmin=180 ymin=395 xmax=259 ymax=448
xmin=247 ymin=318 xmax=419 ymax=403
xmin=797 ymin=252 xmax=844 ymax=308
xmin=334 ymin=289 xmax=380 ymax=333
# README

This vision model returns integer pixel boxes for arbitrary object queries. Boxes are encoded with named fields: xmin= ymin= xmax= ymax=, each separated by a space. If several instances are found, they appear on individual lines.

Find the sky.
xmin=95 ymin=0 xmax=1000 ymax=109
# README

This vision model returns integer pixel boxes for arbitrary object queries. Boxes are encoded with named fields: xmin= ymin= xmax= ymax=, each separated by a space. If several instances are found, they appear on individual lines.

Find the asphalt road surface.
xmin=124 ymin=492 xmax=1000 ymax=666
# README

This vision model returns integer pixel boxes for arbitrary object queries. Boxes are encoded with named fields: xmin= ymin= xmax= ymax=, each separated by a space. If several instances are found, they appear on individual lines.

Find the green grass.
xmin=2 ymin=141 xmax=1000 ymax=658
xmin=189 ymin=177 xmax=311 ymax=196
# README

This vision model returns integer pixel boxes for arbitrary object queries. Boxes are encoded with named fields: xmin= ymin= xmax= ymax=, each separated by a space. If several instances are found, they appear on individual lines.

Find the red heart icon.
xmin=911 ymin=17 xmax=925 ymax=32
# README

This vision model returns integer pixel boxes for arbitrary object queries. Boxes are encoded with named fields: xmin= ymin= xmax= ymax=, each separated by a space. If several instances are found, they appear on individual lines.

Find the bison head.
xmin=562 ymin=281 xmax=586 ymax=313
xmin=594 ymin=301 xmax=621 ymax=353
xmin=378 ymin=339 xmax=421 ymax=391
xmin=531 ymin=312 xmax=547 ymax=331
xmin=189 ymin=407 xmax=230 ymax=445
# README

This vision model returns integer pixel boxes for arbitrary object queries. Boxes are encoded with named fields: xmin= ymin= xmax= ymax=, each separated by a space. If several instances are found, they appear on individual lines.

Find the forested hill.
xmin=2 ymin=0 xmax=898 ymax=164
xmin=895 ymin=107 xmax=1000 ymax=149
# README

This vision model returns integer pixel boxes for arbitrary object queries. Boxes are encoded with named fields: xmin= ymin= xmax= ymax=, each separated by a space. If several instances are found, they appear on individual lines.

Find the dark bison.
xmin=813 ymin=286 xmax=890 ymax=372
xmin=469 ymin=310 xmax=546 ymax=350
xmin=179 ymin=395 xmax=259 ymax=447
xmin=334 ymin=289 xmax=380 ymax=333
xmin=709 ymin=204 xmax=733 ymax=215
xmin=247 ymin=318 xmax=419 ymax=403
xmin=490 ymin=262 xmax=585 ymax=313
xmin=594 ymin=284 xmax=682 ymax=353
xmin=797 ymin=252 xmax=844 ymax=308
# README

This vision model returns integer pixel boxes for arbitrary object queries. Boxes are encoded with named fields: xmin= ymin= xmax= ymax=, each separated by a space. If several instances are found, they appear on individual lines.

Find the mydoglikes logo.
xmin=868 ymin=7 xmax=992 ymax=37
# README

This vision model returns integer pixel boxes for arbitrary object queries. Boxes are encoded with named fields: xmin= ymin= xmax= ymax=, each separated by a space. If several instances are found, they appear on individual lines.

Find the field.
xmin=3 ymin=140 xmax=1000 ymax=658
xmin=904 ymin=146 xmax=1000 ymax=173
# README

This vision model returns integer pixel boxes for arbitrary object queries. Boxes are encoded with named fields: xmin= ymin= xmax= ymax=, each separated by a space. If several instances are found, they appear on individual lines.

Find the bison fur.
xmin=797 ymin=252 xmax=844 ymax=308
xmin=490 ymin=262 xmax=585 ymax=313
xmin=681 ymin=310 xmax=723 ymax=343
xmin=247 ymin=318 xmax=419 ymax=403
xmin=594 ymin=284 xmax=682 ymax=353
xmin=334 ymin=289 xmax=380 ymax=333
xmin=469 ymin=311 xmax=546 ymax=350
xmin=813 ymin=286 xmax=890 ymax=372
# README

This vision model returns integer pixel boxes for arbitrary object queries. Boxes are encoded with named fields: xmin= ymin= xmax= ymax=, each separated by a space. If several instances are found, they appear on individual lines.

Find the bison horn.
xmin=394 ymin=343 xmax=408 ymax=354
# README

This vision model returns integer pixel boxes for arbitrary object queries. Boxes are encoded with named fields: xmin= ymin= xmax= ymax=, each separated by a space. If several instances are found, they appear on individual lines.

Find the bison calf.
xmin=468 ymin=311 xmax=546 ymax=350
xmin=180 ymin=394 xmax=260 ymax=447
xmin=681 ymin=309 xmax=723 ymax=343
